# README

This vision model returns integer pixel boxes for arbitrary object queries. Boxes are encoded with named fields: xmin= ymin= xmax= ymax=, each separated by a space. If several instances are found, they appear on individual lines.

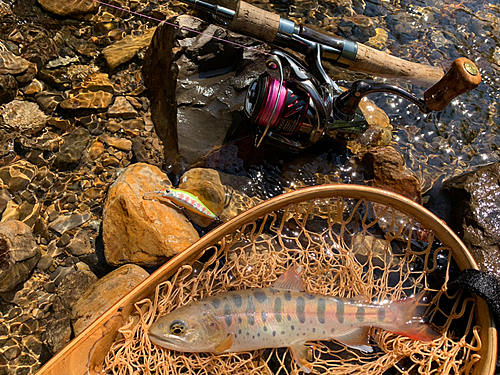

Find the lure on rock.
xmin=143 ymin=187 xmax=217 ymax=220
xmin=148 ymin=266 xmax=440 ymax=373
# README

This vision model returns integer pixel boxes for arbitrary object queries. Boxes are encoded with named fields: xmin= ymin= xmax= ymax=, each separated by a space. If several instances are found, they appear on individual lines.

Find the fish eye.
xmin=169 ymin=321 xmax=187 ymax=336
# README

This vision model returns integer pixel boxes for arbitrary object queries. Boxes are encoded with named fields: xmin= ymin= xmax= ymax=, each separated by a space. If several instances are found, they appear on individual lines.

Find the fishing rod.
xmin=176 ymin=0 xmax=482 ymax=148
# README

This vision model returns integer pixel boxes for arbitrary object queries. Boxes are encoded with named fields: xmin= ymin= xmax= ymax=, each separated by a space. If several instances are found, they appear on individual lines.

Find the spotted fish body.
xmin=149 ymin=267 xmax=439 ymax=373
xmin=144 ymin=187 xmax=217 ymax=219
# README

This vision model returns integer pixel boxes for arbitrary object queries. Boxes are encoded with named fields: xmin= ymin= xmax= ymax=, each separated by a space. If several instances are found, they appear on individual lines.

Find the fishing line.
xmin=92 ymin=0 xmax=272 ymax=56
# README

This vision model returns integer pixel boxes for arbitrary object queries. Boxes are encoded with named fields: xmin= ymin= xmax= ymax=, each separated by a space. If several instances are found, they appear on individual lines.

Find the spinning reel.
xmin=243 ymin=46 xmax=479 ymax=149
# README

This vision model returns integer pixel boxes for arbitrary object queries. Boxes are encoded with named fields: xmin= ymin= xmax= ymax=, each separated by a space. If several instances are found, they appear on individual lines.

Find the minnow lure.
xmin=144 ymin=187 xmax=217 ymax=220
xmin=149 ymin=266 xmax=440 ymax=373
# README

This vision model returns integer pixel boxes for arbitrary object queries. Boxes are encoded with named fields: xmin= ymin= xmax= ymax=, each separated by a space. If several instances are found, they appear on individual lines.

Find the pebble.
xmin=48 ymin=212 xmax=91 ymax=234
xmin=100 ymin=135 xmax=133 ymax=151
xmin=107 ymin=96 xmax=138 ymax=118
xmin=102 ymin=28 xmax=156 ymax=70
xmin=66 ymin=230 xmax=92 ymax=256
xmin=88 ymin=141 xmax=105 ymax=160
xmin=1 ymin=100 xmax=48 ymax=135
xmin=37 ymin=254 xmax=53 ymax=271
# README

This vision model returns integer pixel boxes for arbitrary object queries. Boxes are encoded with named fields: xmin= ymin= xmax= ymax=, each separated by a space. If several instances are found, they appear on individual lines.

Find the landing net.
xmin=103 ymin=196 xmax=483 ymax=374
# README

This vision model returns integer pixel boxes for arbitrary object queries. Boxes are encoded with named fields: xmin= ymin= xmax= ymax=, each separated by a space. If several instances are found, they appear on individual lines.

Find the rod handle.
xmin=424 ymin=58 xmax=481 ymax=111
xmin=230 ymin=1 xmax=280 ymax=42
xmin=349 ymin=43 xmax=444 ymax=86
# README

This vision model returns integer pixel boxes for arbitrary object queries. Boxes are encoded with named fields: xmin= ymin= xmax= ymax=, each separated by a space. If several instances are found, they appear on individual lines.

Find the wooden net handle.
xmin=424 ymin=57 xmax=481 ymax=111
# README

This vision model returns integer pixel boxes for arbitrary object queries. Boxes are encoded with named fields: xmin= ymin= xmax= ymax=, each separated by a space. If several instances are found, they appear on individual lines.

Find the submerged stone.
xmin=102 ymin=28 xmax=156 ymax=70
xmin=1 ymin=100 xmax=48 ymax=135
xmin=71 ymin=264 xmax=149 ymax=336
xmin=37 ymin=0 xmax=97 ymax=16
xmin=0 ymin=220 xmax=41 ymax=293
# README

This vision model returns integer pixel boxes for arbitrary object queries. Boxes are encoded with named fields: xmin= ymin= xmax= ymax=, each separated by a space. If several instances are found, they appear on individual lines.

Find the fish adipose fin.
xmin=272 ymin=266 xmax=305 ymax=291
xmin=388 ymin=292 xmax=441 ymax=342
xmin=335 ymin=327 xmax=373 ymax=353
xmin=214 ymin=334 xmax=234 ymax=353
xmin=290 ymin=344 xmax=313 ymax=373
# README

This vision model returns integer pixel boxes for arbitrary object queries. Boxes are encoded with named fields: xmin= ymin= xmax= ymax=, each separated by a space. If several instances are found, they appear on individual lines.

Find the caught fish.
xmin=148 ymin=266 xmax=440 ymax=373
xmin=144 ymin=186 xmax=217 ymax=220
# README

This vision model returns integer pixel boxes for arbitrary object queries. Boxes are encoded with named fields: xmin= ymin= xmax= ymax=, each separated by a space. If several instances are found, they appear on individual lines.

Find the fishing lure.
xmin=144 ymin=187 xmax=217 ymax=220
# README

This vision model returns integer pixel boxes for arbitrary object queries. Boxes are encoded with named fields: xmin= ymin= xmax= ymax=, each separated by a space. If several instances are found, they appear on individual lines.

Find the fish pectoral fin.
xmin=290 ymin=344 xmax=313 ymax=374
xmin=272 ymin=266 xmax=305 ymax=291
xmin=214 ymin=334 xmax=234 ymax=353
xmin=335 ymin=327 xmax=373 ymax=353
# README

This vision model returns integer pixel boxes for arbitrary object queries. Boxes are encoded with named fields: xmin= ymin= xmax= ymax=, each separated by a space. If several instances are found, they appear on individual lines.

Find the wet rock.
xmin=48 ymin=212 xmax=91 ymax=234
xmin=37 ymin=254 xmax=53 ymax=271
xmin=37 ymin=0 xmax=97 ymax=16
xmin=88 ymin=140 xmax=105 ymax=160
xmin=0 ymin=220 xmax=41 ymax=293
xmin=47 ymin=117 xmax=71 ymax=131
xmin=355 ymin=146 xmax=422 ymax=204
xmin=100 ymin=135 xmax=133 ymax=151
xmin=71 ymin=264 xmax=148 ymax=336
xmin=107 ymin=96 xmax=138 ymax=118
xmin=1 ymin=100 xmax=48 ymax=135
xmin=35 ymin=91 xmax=64 ymax=112
xmin=43 ymin=298 xmax=71 ymax=355
xmin=53 ymin=127 xmax=91 ymax=170
xmin=102 ymin=28 xmax=156 ymax=70
xmin=23 ymin=79 xmax=45 ymax=96
xmin=0 ymin=50 xmax=33 ymax=75
xmin=345 ymin=98 xmax=393 ymax=153
xmin=0 ymin=74 xmax=17 ymax=104
xmin=57 ymin=269 xmax=98 ymax=312
xmin=59 ymin=90 xmax=113 ymax=110
xmin=0 ymin=160 xmax=37 ymax=193
xmin=102 ymin=163 xmax=199 ymax=266
xmin=443 ymin=162 xmax=500 ymax=281
xmin=60 ymin=73 xmax=114 ymax=110
xmin=178 ymin=167 xmax=245 ymax=226
xmin=143 ymin=17 xmax=268 ymax=168
xmin=65 ymin=229 xmax=92 ymax=256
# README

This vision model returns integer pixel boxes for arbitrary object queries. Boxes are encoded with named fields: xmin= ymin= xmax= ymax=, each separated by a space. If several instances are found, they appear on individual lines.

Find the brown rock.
xmin=355 ymin=147 xmax=422 ymax=204
xmin=0 ymin=159 xmax=37 ymax=193
xmin=100 ymin=135 xmax=133 ymax=151
xmin=88 ymin=140 xmax=105 ymax=160
xmin=59 ymin=90 xmax=113 ymax=110
xmin=107 ymin=96 xmax=138 ymax=118
xmin=0 ymin=220 xmax=41 ymax=293
xmin=71 ymin=264 xmax=149 ymax=336
xmin=0 ymin=51 xmax=31 ymax=75
xmin=1 ymin=100 xmax=48 ymax=135
xmin=36 ymin=0 xmax=97 ymax=16
xmin=102 ymin=28 xmax=156 ymax=70
xmin=102 ymin=163 xmax=199 ymax=266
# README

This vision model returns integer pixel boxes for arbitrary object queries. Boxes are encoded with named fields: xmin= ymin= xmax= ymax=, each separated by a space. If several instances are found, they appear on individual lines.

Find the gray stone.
xmin=36 ymin=254 xmax=53 ymax=271
xmin=53 ymin=127 xmax=91 ymax=170
xmin=444 ymin=162 xmax=500 ymax=281
xmin=65 ymin=230 xmax=92 ymax=256
xmin=48 ymin=212 xmax=91 ymax=234
xmin=0 ymin=221 xmax=41 ymax=293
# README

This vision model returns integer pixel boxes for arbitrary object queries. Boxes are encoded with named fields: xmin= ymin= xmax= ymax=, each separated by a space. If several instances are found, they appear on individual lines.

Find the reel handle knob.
xmin=424 ymin=58 xmax=481 ymax=111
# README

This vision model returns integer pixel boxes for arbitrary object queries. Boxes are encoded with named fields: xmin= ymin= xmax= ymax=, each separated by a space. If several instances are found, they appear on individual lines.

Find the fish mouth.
xmin=148 ymin=331 xmax=184 ymax=350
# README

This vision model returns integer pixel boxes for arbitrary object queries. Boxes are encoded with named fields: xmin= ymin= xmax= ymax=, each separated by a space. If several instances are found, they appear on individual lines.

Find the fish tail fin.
xmin=387 ymin=292 xmax=441 ymax=342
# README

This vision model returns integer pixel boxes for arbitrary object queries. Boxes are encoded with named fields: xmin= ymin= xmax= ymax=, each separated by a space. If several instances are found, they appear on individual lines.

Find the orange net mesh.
xmin=103 ymin=196 xmax=483 ymax=375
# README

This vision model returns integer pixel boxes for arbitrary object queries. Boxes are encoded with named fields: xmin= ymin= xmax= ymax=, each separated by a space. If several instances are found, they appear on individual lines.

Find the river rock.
xmin=0 ymin=160 xmax=37 ymax=193
xmin=143 ymin=16 xmax=268 ymax=169
xmin=1 ymin=100 xmax=48 ymax=135
xmin=102 ymin=28 xmax=156 ymax=70
xmin=443 ymin=162 xmax=500 ymax=280
xmin=107 ymin=96 xmax=138 ymax=118
xmin=99 ymin=135 xmax=133 ymax=151
xmin=354 ymin=146 xmax=422 ymax=204
xmin=0 ymin=220 xmax=41 ymax=293
xmin=37 ymin=0 xmax=97 ymax=16
xmin=102 ymin=163 xmax=199 ymax=266
xmin=0 ymin=74 xmax=18 ymax=104
xmin=53 ymin=127 xmax=91 ymax=170
xmin=65 ymin=229 xmax=92 ymax=256
xmin=71 ymin=264 xmax=149 ymax=336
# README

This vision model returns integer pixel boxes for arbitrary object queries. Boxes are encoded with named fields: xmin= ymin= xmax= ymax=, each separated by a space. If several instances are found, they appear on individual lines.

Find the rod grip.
xmin=424 ymin=58 xmax=481 ymax=111
xmin=349 ymin=43 xmax=445 ymax=86
xmin=230 ymin=1 xmax=280 ymax=43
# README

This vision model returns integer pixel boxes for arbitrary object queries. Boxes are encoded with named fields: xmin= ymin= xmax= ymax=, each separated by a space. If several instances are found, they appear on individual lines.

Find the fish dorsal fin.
xmin=290 ymin=344 xmax=313 ymax=373
xmin=272 ymin=266 xmax=304 ymax=291
xmin=335 ymin=327 xmax=373 ymax=353
xmin=214 ymin=333 xmax=233 ymax=353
